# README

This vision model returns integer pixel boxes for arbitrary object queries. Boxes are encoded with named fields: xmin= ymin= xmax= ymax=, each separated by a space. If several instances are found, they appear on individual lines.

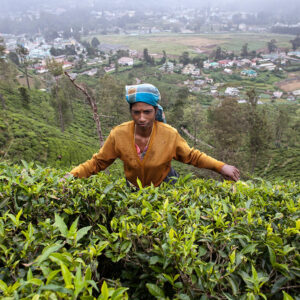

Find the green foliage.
xmin=0 ymin=163 xmax=299 ymax=299
xmin=0 ymin=86 xmax=100 ymax=167
xmin=18 ymin=86 xmax=30 ymax=107
xmin=290 ymin=35 xmax=300 ymax=51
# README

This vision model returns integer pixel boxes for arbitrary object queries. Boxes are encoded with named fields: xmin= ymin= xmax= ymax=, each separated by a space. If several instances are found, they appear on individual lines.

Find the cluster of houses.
xmin=2 ymin=32 xmax=300 ymax=103
xmin=2 ymin=33 xmax=138 ymax=76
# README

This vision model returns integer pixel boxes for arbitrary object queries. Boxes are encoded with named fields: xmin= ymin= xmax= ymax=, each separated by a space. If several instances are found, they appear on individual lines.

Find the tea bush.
xmin=0 ymin=162 xmax=299 ymax=299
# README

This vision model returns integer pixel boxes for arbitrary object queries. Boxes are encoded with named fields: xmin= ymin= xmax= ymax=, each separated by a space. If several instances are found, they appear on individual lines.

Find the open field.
xmin=89 ymin=32 xmax=295 ymax=56
xmin=277 ymin=79 xmax=300 ymax=91
xmin=276 ymin=72 xmax=300 ymax=91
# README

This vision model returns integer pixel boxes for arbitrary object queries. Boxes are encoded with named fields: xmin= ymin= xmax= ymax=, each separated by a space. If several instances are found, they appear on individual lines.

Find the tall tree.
xmin=184 ymin=100 xmax=204 ymax=147
xmin=143 ymin=48 xmax=153 ymax=65
xmin=169 ymin=87 xmax=189 ymax=127
xmin=0 ymin=38 xmax=17 ymax=109
xmin=91 ymin=37 xmax=100 ymax=48
xmin=0 ymin=38 xmax=7 ymax=109
xmin=208 ymin=98 xmax=245 ymax=164
xmin=8 ymin=51 xmax=19 ymax=65
xmin=47 ymin=58 xmax=69 ymax=132
xmin=290 ymin=35 xmax=300 ymax=51
xmin=246 ymin=89 xmax=271 ymax=173
xmin=65 ymin=72 xmax=104 ymax=147
xmin=18 ymin=86 xmax=30 ymax=108
xmin=214 ymin=47 xmax=223 ymax=60
xmin=179 ymin=51 xmax=190 ymax=65
xmin=97 ymin=75 xmax=128 ymax=127
xmin=267 ymin=39 xmax=277 ymax=53
xmin=114 ymin=58 xmax=119 ymax=74
xmin=241 ymin=43 xmax=249 ymax=58
xmin=16 ymin=45 xmax=31 ymax=89
xmin=274 ymin=109 xmax=290 ymax=148
xmin=159 ymin=50 xmax=167 ymax=65
xmin=192 ymin=56 xmax=204 ymax=69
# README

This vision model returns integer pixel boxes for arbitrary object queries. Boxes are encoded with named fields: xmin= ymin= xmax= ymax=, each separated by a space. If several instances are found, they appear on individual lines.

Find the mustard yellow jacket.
xmin=70 ymin=121 xmax=225 ymax=187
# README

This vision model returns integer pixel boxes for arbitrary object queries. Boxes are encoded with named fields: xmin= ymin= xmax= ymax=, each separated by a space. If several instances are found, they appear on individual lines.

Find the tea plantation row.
xmin=0 ymin=162 xmax=299 ymax=299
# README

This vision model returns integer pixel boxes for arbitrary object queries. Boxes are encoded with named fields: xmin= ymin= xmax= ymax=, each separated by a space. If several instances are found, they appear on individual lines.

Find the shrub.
xmin=0 ymin=162 xmax=299 ymax=299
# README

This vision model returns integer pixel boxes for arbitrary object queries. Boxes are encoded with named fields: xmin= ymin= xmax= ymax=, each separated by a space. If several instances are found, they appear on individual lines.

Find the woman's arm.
xmin=70 ymin=130 xmax=118 ymax=178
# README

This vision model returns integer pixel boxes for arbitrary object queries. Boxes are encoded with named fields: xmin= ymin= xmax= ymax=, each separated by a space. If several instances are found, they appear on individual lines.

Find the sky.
xmin=1 ymin=0 xmax=300 ymax=15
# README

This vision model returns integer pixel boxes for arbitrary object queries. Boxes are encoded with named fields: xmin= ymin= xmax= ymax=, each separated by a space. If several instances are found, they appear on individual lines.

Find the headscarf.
xmin=125 ymin=83 xmax=166 ymax=123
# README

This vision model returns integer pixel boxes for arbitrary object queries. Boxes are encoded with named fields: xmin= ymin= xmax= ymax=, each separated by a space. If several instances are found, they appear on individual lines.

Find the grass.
xmin=86 ymin=32 xmax=296 ymax=56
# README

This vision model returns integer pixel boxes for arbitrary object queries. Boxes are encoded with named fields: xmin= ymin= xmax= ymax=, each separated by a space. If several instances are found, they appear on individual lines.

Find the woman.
xmin=70 ymin=84 xmax=240 ymax=187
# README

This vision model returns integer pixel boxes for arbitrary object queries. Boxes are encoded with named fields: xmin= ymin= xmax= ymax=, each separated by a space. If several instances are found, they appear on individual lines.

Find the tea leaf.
xmin=76 ymin=226 xmax=92 ymax=243
xmin=54 ymin=214 xmax=68 ymax=237
xmin=36 ymin=243 xmax=63 ymax=265
xmin=146 ymin=283 xmax=165 ymax=297
xmin=101 ymin=281 xmax=109 ymax=300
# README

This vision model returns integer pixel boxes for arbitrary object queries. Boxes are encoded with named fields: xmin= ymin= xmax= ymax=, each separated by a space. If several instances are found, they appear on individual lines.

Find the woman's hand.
xmin=220 ymin=164 xmax=240 ymax=182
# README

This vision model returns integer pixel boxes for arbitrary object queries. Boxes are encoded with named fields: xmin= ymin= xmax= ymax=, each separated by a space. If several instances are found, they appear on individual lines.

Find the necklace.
xmin=134 ymin=124 xmax=153 ymax=156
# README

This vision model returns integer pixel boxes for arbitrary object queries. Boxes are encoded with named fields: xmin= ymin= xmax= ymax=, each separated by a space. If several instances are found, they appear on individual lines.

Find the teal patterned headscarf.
xmin=125 ymin=83 xmax=166 ymax=123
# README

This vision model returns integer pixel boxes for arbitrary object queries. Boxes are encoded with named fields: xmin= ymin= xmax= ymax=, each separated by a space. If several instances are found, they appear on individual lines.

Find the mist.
xmin=1 ymin=0 xmax=300 ymax=15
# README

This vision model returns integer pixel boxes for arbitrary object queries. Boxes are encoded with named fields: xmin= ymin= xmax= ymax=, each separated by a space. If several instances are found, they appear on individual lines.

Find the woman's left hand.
xmin=220 ymin=164 xmax=240 ymax=181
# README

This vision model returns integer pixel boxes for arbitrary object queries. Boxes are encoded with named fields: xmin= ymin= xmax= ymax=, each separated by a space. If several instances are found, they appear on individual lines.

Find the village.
xmin=1 ymin=28 xmax=300 ymax=105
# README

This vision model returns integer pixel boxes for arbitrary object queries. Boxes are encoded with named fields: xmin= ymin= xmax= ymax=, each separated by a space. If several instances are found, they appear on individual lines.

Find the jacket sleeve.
xmin=174 ymin=132 xmax=225 ymax=172
xmin=70 ymin=130 xmax=118 ymax=178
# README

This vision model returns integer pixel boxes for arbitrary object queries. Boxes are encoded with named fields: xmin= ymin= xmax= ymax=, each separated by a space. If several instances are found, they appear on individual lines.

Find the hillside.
xmin=0 ymin=56 xmax=300 ymax=181
xmin=0 ymin=163 xmax=299 ymax=299
xmin=0 ymin=84 xmax=102 ymax=168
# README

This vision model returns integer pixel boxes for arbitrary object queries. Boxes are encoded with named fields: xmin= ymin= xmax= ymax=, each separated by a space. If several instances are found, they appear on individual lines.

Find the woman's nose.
xmin=139 ymin=113 xmax=146 ymax=121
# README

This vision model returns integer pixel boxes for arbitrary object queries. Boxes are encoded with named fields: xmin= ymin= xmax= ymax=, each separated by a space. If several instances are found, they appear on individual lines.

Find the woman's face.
xmin=130 ymin=102 xmax=156 ymax=130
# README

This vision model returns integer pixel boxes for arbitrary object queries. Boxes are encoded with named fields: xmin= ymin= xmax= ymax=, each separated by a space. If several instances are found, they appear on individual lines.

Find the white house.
xmin=273 ymin=91 xmax=283 ymax=98
xmin=225 ymin=87 xmax=239 ymax=96
xmin=292 ymin=90 xmax=300 ymax=97
xmin=118 ymin=57 xmax=133 ymax=66
xmin=224 ymin=68 xmax=233 ymax=74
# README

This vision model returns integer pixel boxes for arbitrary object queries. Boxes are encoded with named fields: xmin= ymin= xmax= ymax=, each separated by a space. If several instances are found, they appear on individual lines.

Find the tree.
xmin=0 ymin=38 xmax=4 ymax=60
xmin=143 ymin=48 xmax=154 ymax=65
xmin=8 ymin=51 xmax=19 ymax=65
xmin=290 ymin=35 xmax=300 ymax=51
xmin=179 ymin=51 xmax=190 ymax=65
xmin=192 ymin=56 xmax=204 ymax=68
xmin=16 ymin=45 xmax=31 ymax=89
xmin=274 ymin=109 xmax=290 ymax=148
xmin=116 ymin=49 xmax=129 ymax=58
xmin=18 ymin=86 xmax=30 ymax=107
xmin=241 ymin=43 xmax=248 ymax=58
xmin=208 ymin=98 xmax=245 ymax=164
xmin=246 ymin=89 xmax=271 ymax=172
xmin=267 ymin=39 xmax=277 ymax=53
xmin=0 ymin=39 xmax=17 ymax=109
xmin=91 ymin=37 xmax=100 ymax=48
xmin=214 ymin=47 xmax=223 ymax=60
xmin=0 ymin=38 xmax=7 ymax=109
xmin=159 ymin=50 xmax=167 ymax=65
xmin=169 ymin=87 xmax=189 ymax=127
xmin=47 ymin=58 xmax=69 ymax=133
xmin=97 ymin=75 xmax=129 ymax=127
xmin=184 ymin=100 xmax=204 ymax=147
xmin=65 ymin=72 xmax=105 ymax=147
xmin=114 ymin=58 xmax=119 ymax=74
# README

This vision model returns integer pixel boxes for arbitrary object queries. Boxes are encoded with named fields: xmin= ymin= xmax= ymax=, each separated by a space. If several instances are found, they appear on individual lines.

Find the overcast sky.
xmin=1 ymin=0 xmax=300 ymax=15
